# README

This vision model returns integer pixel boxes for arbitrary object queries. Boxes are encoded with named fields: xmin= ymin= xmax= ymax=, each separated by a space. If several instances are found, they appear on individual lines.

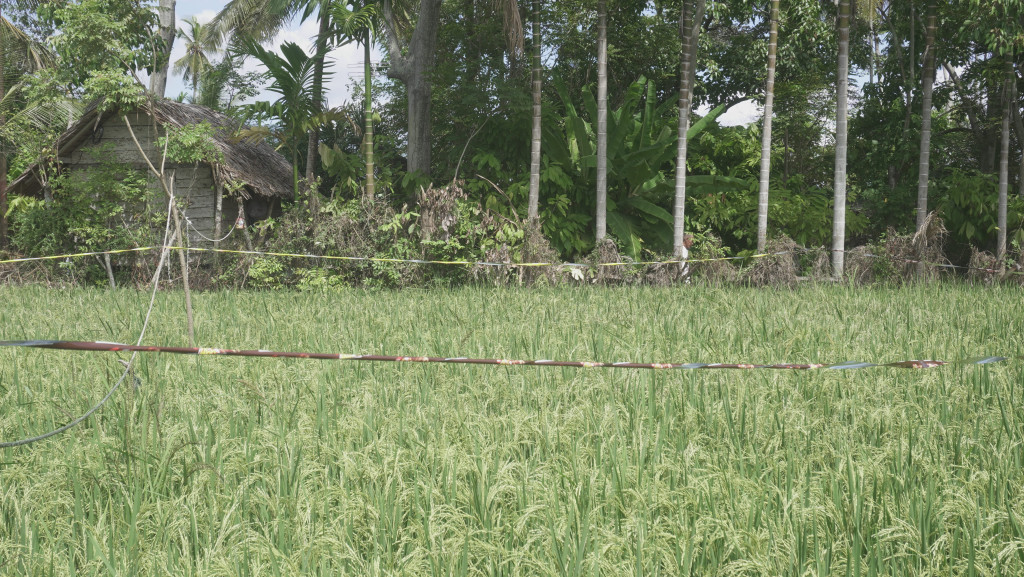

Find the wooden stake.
xmin=169 ymin=170 xmax=196 ymax=347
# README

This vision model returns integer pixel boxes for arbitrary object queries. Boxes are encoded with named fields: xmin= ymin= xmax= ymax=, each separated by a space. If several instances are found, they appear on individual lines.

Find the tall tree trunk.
xmin=363 ymin=32 xmax=375 ymax=202
xmin=528 ymin=0 xmax=541 ymax=222
xmin=1011 ymin=66 xmax=1024 ymax=199
xmin=1014 ymin=106 xmax=1024 ymax=199
xmin=150 ymin=0 xmax=176 ymax=97
xmin=756 ymin=0 xmax=779 ymax=253
xmin=595 ymin=0 xmax=608 ymax=240
xmin=305 ymin=6 xmax=330 ymax=214
xmin=383 ymin=0 xmax=443 ymax=176
xmin=673 ymin=0 xmax=705 ymax=258
xmin=998 ymin=62 xmax=1011 ymax=263
xmin=983 ymin=74 xmax=999 ymax=174
xmin=915 ymin=0 xmax=937 ymax=232
xmin=405 ymin=75 xmax=433 ymax=176
xmin=0 ymin=5 xmax=7 ymax=249
xmin=869 ymin=19 xmax=876 ymax=85
xmin=832 ymin=0 xmax=850 ymax=279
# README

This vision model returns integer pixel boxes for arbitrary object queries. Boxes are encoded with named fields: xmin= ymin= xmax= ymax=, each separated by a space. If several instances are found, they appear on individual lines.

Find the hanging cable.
xmin=1 ymin=186 xmax=178 ymax=449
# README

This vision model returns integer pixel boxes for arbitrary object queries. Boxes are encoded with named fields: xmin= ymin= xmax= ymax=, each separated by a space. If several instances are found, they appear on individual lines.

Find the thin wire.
xmin=163 ymin=246 xmax=779 ymax=268
xmin=0 ymin=369 xmax=133 ymax=448
xmin=0 ymin=189 xmax=176 ymax=449
xmin=184 ymin=216 xmax=236 ymax=244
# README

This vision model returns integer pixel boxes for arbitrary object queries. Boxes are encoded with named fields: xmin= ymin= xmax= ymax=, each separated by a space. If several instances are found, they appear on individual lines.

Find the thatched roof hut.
xmin=8 ymin=99 xmax=294 ymax=243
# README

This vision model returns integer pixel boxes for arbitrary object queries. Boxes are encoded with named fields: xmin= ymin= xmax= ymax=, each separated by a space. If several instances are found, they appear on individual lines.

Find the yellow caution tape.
xmin=0 ymin=247 xmax=158 ymax=265
xmin=3 ymin=245 xmax=1019 ymax=275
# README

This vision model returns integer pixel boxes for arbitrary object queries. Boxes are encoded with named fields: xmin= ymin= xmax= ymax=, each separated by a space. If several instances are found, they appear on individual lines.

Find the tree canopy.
xmin=1 ymin=0 xmax=1022 ymax=268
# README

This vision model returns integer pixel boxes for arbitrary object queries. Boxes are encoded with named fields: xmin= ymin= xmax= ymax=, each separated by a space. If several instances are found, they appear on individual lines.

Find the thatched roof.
xmin=8 ymin=99 xmax=294 ymax=201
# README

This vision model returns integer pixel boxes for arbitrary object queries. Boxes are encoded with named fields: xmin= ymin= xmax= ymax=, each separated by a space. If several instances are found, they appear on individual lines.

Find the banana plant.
xmin=538 ymin=76 xmax=734 ymax=259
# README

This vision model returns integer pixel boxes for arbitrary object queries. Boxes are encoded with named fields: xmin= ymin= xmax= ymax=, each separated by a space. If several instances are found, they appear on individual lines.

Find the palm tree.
xmin=595 ymin=0 xmax=607 ymax=240
xmin=756 ymin=0 xmax=779 ymax=253
xmin=173 ymin=17 xmax=222 ymax=102
xmin=360 ymin=25 xmax=375 ymax=202
xmin=527 ymin=0 xmax=541 ymax=222
xmin=329 ymin=1 xmax=378 ymax=202
xmin=832 ymin=0 xmax=850 ymax=279
xmin=915 ymin=0 xmax=937 ymax=234
xmin=213 ymin=0 xmax=331 ymax=195
xmin=237 ymin=39 xmax=327 ymax=199
xmin=998 ymin=60 xmax=1011 ymax=263
xmin=673 ymin=0 xmax=705 ymax=258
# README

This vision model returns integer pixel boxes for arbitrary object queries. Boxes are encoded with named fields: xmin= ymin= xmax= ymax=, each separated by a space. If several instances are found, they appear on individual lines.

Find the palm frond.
xmin=495 ymin=0 xmax=524 ymax=58
xmin=1 ymin=13 xmax=55 ymax=73
xmin=211 ymin=0 xmax=297 ymax=44
xmin=0 ymin=94 xmax=81 ymax=153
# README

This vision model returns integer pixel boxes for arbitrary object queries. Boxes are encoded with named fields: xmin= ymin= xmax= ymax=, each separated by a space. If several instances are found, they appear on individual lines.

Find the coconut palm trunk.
xmin=1 ymin=7 xmax=7 ymax=248
xmin=1014 ymin=93 xmax=1024 ymax=199
xmin=915 ymin=0 xmax=937 ymax=232
xmin=756 ymin=0 xmax=779 ymax=253
xmin=673 ymin=0 xmax=705 ymax=258
xmin=832 ymin=0 xmax=851 ymax=279
xmin=363 ymin=30 xmax=375 ymax=202
xmin=595 ymin=0 xmax=608 ymax=240
xmin=998 ymin=61 xmax=1012 ymax=263
xmin=528 ymin=0 xmax=541 ymax=222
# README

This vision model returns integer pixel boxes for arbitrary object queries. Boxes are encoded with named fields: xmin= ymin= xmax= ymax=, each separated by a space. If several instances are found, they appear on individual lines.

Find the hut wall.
xmin=59 ymin=111 xmax=165 ymax=167
xmin=58 ymin=111 xmax=242 ymax=247
xmin=171 ymin=166 xmax=239 ymax=245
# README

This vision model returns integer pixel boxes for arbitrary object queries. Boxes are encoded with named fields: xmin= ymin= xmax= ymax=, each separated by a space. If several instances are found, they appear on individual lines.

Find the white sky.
xmin=165 ymin=0 xmax=376 ymax=107
xmin=699 ymin=100 xmax=761 ymax=127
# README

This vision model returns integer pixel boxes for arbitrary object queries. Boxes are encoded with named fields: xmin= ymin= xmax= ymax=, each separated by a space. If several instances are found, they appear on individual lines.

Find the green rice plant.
xmin=0 ymin=284 xmax=1022 ymax=575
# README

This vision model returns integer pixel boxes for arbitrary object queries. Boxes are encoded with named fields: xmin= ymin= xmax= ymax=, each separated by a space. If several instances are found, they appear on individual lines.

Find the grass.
xmin=1 ymin=283 xmax=1023 ymax=576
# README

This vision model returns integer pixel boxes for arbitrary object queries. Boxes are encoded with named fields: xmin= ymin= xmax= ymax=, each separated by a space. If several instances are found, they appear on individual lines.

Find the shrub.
xmin=9 ymin=145 xmax=153 ymax=285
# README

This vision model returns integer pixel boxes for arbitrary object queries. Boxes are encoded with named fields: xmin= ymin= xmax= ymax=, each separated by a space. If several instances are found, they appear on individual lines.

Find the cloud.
xmin=696 ymin=99 xmax=762 ymax=127
xmin=718 ymin=99 xmax=762 ymax=127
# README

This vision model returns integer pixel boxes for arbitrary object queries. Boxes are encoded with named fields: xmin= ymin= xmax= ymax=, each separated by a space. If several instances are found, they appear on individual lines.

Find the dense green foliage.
xmin=10 ymin=146 xmax=151 ymax=260
xmin=2 ymin=0 xmax=1024 ymax=265
xmin=2 ymin=285 xmax=1024 ymax=574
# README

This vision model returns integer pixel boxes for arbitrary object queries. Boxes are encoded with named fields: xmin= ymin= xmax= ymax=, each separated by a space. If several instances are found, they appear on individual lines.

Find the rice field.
xmin=1 ymin=284 xmax=1023 ymax=576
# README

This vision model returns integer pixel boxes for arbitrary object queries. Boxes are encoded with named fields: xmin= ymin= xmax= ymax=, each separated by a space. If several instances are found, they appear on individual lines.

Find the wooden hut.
xmin=8 ymin=99 xmax=294 ymax=244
